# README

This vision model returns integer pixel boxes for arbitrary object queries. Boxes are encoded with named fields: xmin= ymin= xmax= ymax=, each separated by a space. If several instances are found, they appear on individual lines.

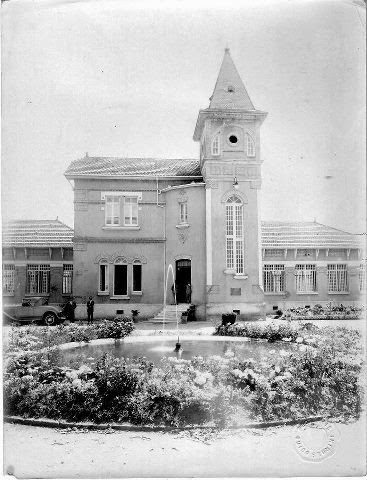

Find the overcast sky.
xmin=1 ymin=0 xmax=366 ymax=233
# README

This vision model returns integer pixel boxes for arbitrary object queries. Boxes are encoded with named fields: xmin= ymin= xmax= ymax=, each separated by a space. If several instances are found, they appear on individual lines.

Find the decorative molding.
xmin=221 ymin=190 xmax=248 ymax=204
xmin=94 ymin=253 xmax=147 ymax=264
xmin=177 ymin=230 xmax=188 ymax=244
xmin=205 ymin=180 xmax=219 ymax=189
xmin=174 ymin=254 xmax=192 ymax=261
xmin=73 ymin=237 xmax=165 ymax=244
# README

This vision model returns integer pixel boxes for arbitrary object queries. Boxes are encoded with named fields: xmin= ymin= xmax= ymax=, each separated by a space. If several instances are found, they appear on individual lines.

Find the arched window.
xmin=211 ymin=134 xmax=220 ymax=156
xmin=246 ymin=134 xmax=255 ymax=157
xmin=113 ymin=258 xmax=128 ymax=296
xmin=226 ymin=195 xmax=244 ymax=274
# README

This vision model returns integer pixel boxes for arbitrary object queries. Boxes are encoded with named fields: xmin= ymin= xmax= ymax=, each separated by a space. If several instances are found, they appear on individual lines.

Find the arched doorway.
xmin=175 ymin=259 xmax=191 ymax=303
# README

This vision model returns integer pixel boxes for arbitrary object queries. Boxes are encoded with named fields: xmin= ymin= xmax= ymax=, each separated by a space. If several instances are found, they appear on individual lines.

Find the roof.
xmin=65 ymin=156 xmax=202 ymax=178
xmin=261 ymin=221 xmax=363 ymax=249
xmin=209 ymin=48 xmax=255 ymax=110
xmin=2 ymin=219 xmax=73 ymax=248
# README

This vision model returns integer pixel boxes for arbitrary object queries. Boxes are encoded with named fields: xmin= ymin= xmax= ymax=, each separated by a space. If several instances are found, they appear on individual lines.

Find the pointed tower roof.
xmin=209 ymin=48 xmax=255 ymax=110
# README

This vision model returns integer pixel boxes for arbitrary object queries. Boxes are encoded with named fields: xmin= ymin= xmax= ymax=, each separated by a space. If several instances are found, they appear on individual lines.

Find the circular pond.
xmin=60 ymin=335 xmax=297 ymax=366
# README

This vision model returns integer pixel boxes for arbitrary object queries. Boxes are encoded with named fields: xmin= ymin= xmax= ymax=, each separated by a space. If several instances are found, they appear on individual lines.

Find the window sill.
xmin=131 ymin=291 xmax=143 ymax=296
xmin=296 ymin=292 xmax=318 ymax=295
xmin=264 ymin=292 xmax=286 ymax=296
xmin=328 ymin=291 xmax=350 ymax=295
xmin=176 ymin=223 xmax=190 ymax=229
xmin=97 ymin=291 xmax=110 ymax=296
xmin=233 ymin=275 xmax=248 ymax=280
xmin=102 ymin=226 xmax=140 ymax=231
xmin=110 ymin=296 xmax=130 ymax=300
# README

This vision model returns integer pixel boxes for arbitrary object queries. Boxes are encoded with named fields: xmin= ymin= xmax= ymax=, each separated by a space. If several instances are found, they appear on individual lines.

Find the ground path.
xmin=3 ymin=417 xmax=366 ymax=478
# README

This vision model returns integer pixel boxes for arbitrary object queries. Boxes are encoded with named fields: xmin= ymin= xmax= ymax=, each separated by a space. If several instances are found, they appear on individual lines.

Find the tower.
xmin=193 ymin=48 xmax=267 ymax=319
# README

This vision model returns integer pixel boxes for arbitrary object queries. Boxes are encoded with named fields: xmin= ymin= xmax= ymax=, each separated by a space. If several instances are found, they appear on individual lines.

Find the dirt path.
xmin=4 ymin=418 xmax=366 ymax=478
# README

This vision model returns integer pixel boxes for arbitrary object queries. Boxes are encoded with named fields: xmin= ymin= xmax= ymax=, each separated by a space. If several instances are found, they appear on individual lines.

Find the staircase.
xmin=149 ymin=304 xmax=189 ymax=325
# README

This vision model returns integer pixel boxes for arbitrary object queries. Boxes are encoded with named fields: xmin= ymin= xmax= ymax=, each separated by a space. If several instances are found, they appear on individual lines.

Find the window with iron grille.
xmin=226 ymin=195 xmax=244 ymax=274
xmin=263 ymin=264 xmax=285 ymax=293
xmin=62 ymin=264 xmax=73 ymax=294
xmin=327 ymin=264 xmax=348 ymax=293
xmin=295 ymin=264 xmax=317 ymax=293
xmin=26 ymin=264 xmax=50 ymax=294
xmin=99 ymin=262 xmax=109 ymax=293
xmin=246 ymin=134 xmax=255 ymax=157
xmin=2 ymin=264 xmax=15 ymax=295
xmin=211 ymin=134 xmax=220 ymax=156
xmin=359 ymin=263 xmax=366 ymax=292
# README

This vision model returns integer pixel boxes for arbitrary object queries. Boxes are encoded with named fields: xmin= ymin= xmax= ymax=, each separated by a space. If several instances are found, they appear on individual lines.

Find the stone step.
xmin=149 ymin=319 xmax=178 ymax=324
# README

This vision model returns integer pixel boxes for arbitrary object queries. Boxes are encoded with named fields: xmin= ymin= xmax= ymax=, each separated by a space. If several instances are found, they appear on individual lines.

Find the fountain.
xmin=163 ymin=263 xmax=181 ymax=352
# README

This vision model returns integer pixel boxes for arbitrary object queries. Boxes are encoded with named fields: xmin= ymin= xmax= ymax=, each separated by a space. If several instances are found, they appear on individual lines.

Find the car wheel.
xmin=43 ymin=312 xmax=57 ymax=326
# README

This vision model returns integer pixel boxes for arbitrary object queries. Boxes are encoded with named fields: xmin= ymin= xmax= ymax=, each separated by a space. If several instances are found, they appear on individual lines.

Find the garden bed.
xmin=3 ymin=320 xmax=364 ymax=428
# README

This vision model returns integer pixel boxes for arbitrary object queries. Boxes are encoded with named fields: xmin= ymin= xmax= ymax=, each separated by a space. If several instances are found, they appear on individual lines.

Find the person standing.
xmin=87 ymin=296 xmax=95 ymax=324
xmin=185 ymin=283 xmax=192 ymax=304
xmin=64 ymin=298 xmax=77 ymax=323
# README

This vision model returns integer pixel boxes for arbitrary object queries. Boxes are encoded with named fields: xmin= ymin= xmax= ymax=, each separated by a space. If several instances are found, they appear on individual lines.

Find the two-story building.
xmin=64 ymin=49 xmax=365 ymax=320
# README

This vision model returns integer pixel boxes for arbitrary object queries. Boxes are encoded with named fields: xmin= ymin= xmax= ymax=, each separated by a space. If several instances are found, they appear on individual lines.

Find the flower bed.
xmin=3 ymin=321 xmax=364 ymax=428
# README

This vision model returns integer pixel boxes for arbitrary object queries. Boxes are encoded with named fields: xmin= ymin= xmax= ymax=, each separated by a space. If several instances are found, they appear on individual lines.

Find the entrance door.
xmin=114 ymin=264 xmax=127 ymax=296
xmin=175 ymin=259 xmax=191 ymax=303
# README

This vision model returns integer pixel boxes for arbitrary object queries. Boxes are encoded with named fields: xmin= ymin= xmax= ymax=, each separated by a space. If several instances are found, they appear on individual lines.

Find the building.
xmin=2 ymin=219 xmax=73 ymax=305
xmin=62 ymin=49 xmax=365 ymax=320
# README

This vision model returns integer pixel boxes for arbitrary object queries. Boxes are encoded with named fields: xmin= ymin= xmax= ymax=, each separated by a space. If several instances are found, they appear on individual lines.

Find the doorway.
xmin=175 ymin=259 xmax=191 ymax=303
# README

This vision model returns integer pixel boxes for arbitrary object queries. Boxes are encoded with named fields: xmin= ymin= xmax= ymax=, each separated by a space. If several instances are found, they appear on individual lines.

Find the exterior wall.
xmin=2 ymin=247 xmax=73 ymax=305
xmin=164 ymin=184 xmax=206 ymax=318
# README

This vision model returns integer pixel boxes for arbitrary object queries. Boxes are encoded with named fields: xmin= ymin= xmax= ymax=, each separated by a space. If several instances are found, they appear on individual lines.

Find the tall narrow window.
xmin=26 ymin=264 xmax=50 ymax=294
xmin=263 ymin=265 xmax=285 ymax=293
xmin=2 ymin=264 xmax=15 ymax=295
xmin=295 ymin=264 xmax=317 ymax=293
xmin=105 ymin=196 xmax=120 ymax=225
xmin=246 ymin=134 xmax=255 ymax=157
xmin=226 ymin=195 xmax=244 ymax=274
xmin=179 ymin=202 xmax=188 ymax=223
xmin=124 ymin=196 xmax=138 ymax=226
xmin=132 ymin=262 xmax=142 ymax=293
xmin=211 ymin=134 xmax=220 ymax=156
xmin=62 ymin=264 xmax=73 ymax=294
xmin=327 ymin=264 xmax=348 ymax=293
xmin=99 ymin=262 xmax=109 ymax=293
xmin=114 ymin=260 xmax=128 ymax=296
xmin=359 ymin=263 xmax=366 ymax=292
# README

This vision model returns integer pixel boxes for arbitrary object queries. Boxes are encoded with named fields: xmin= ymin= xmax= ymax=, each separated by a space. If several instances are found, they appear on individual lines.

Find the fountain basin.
xmin=59 ymin=334 xmax=297 ymax=366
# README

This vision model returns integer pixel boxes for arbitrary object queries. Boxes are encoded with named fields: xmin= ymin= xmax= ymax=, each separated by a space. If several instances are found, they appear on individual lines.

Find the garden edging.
xmin=4 ymin=414 xmax=328 ymax=431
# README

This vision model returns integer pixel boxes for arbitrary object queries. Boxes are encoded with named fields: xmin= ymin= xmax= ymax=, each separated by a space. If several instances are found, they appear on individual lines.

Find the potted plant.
xmin=131 ymin=309 xmax=139 ymax=322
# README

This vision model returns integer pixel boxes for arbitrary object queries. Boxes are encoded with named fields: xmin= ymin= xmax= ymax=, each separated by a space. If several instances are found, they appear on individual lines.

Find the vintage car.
xmin=3 ymin=297 xmax=67 ymax=325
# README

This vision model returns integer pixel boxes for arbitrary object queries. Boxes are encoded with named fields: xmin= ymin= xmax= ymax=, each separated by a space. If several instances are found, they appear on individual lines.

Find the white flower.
xmin=224 ymin=350 xmax=234 ymax=358
xmin=296 ymin=337 xmax=304 ymax=343
xmin=72 ymin=379 xmax=82 ymax=388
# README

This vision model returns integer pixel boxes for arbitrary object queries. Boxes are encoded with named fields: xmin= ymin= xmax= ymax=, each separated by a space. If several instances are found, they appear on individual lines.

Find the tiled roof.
xmin=65 ymin=156 xmax=202 ymax=178
xmin=261 ymin=221 xmax=363 ymax=249
xmin=2 ymin=220 xmax=73 ymax=248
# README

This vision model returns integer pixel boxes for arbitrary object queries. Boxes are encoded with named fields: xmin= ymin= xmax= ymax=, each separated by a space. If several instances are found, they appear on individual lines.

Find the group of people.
xmin=62 ymin=296 xmax=95 ymax=324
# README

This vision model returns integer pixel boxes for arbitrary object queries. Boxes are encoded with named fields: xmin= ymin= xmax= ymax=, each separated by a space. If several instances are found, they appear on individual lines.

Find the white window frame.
xmin=132 ymin=261 xmax=142 ymax=293
xmin=98 ymin=262 xmax=109 ymax=295
xmin=226 ymin=195 xmax=244 ymax=275
xmin=26 ymin=264 xmax=50 ymax=295
xmin=327 ymin=264 xmax=349 ymax=293
xmin=62 ymin=264 xmax=73 ymax=295
xmin=124 ymin=196 xmax=139 ymax=226
xmin=3 ymin=264 xmax=15 ymax=295
xmin=179 ymin=202 xmax=188 ymax=223
xmin=211 ymin=133 xmax=220 ymax=156
xmin=295 ymin=264 xmax=317 ymax=293
xmin=263 ymin=264 xmax=285 ymax=293
xmin=113 ymin=259 xmax=128 ymax=297
xmin=105 ymin=195 xmax=120 ymax=226
xmin=246 ymin=133 xmax=255 ymax=157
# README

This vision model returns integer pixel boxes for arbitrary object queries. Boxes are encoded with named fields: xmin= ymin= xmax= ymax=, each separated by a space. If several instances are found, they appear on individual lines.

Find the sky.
xmin=1 ymin=0 xmax=366 ymax=233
